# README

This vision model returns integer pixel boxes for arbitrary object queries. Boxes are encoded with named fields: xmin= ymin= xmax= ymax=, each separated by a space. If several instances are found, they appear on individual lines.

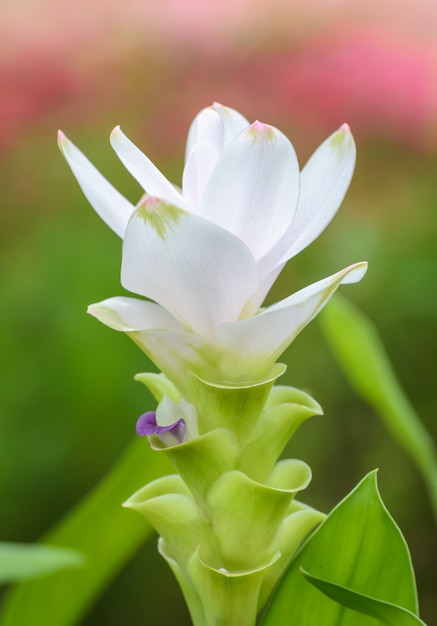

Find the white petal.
xmin=259 ymin=124 xmax=356 ymax=275
xmin=197 ymin=121 xmax=300 ymax=260
xmin=182 ymin=140 xmax=222 ymax=210
xmin=87 ymin=296 xmax=185 ymax=332
xmin=217 ymin=262 xmax=368 ymax=377
xmin=132 ymin=329 xmax=209 ymax=392
xmin=88 ymin=296 xmax=210 ymax=391
xmin=211 ymin=102 xmax=250 ymax=146
xmin=121 ymin=198 xmax=260 ymax=338
xmin=58 ymin=131 xmax=134 ymax=237
xmin=244 ymin=262 xmax=286 ymax=315
xmin=185 ymin=103 xmax=249 ymax=161
xmin=184 ymin=107 xmax=225 ymax=164
xmin=110 ymin=127 xmax=188 ymax=209
xmin=183 ymin=105 xmax=250 ymax=209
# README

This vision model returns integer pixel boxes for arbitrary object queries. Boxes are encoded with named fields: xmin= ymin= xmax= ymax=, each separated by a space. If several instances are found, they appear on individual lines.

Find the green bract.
xmin=58 ymin=103 xmax=368 ymax=625
xmin=125 ymin=375 xmax=324 ymax=626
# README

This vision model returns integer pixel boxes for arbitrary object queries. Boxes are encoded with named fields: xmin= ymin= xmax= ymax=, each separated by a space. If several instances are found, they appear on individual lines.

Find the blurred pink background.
xmin=1 ymin=0 xmax=436 ymax=153
xmin=1 ymin=1 xmax=437 ymax=624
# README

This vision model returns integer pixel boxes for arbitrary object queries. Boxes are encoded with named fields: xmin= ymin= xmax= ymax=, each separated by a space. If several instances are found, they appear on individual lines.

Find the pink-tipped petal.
xmin=197 ymin=121 xmax=300 ymax=260
xmin=120 ymin=198 xmax=260 ymax=338
xmin=217 ymin=262 xmax=368 ymax=378
xmin=110 ymin=126 xmax=188 ymax=209
xmin=185 ymin=103 xmax=249 ymax=161
xmin=258 ymin=125 xmax=356 ymax=275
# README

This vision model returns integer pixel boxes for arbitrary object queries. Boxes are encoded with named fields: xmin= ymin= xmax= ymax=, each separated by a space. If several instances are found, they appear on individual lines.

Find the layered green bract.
xmin=126 ymin=373 xmax=325 ymax=626
xmin=58 ymin=103 xmax=367 ymax=625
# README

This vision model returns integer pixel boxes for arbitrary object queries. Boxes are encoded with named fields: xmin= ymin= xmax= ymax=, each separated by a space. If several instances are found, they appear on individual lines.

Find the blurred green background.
xmin=1 ymin=0 xmax=436 ymax=624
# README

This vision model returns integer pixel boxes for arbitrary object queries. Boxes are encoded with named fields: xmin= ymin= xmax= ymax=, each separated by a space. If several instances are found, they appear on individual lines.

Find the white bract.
xmin=59 ymin=103 xmax=367 ymax=385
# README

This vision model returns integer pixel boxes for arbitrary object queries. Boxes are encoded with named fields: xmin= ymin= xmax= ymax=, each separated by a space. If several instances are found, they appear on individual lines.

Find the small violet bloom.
xmin=58 ymin=103 xmax=367 ymax=385
xmin=136 ymin=412 xmax=186 ymax=446
xmin=137 ymin=395 xmax=199 ymax=446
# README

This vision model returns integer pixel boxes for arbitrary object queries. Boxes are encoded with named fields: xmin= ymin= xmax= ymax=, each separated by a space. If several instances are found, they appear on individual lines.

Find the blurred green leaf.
xmin=261 ymin=472 xmax=420 ymax=625
xmin=318 ymin=294 xmax=437 ymax=519
xmin=0 ymin=542 xmax=83 ymax=584
xmin=302 ymin=570 xmax=427 ymax=625
xmin=0 ymin=438 xmax=171 ymax=626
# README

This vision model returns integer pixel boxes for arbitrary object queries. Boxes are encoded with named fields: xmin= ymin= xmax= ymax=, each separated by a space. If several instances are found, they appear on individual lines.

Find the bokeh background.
xmin=1 ymin=0 xmax=437 ymax=624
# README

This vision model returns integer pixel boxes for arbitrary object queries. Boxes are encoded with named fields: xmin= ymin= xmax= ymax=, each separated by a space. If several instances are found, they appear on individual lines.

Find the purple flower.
xmin=136 ymin=411 xmax=187 ymax=446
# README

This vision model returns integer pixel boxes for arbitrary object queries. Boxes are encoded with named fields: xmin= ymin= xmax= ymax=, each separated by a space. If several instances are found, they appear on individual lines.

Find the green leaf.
xmin=261 ymin=471 xmax=421 ymax=625
xmin=0 ymin=438 xmax=171 ymax=626
xmin=318 ymin=295 xmax=437 ymax=519
xmin=302 ymin=570 xmax=427 ymax=626
xmin=0 ymin=543 xmax=83 ymax=583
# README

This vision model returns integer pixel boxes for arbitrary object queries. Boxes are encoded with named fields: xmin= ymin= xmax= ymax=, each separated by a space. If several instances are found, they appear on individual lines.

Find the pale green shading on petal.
xmin=217 ymin=262 xmax=367 ymax=380
xmin=135 ymin=197 xmax=185 ymax=240
xmin=258 ymin=123 xmax=356 ymax=275
xmin=121 ymin=200 xmax=259 ymax=337
xmin=129 ymin=328 xmax=210 ymax=394
xmin=197 ymin=121 xmax=300 ymax=261
xmin=245 ymin=121 xmax=277 ymax=143
xmin=88 ymin=296 xmax=185 ymax=333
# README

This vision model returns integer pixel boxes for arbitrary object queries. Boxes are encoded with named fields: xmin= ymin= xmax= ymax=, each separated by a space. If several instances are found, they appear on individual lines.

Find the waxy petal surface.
xmin=110 ymin=127 xmax=188 ymax=209
xmin=217 ymin=262 xmax=367 ymax=377
xmin=259 ymin=125 xmax=356 ymax=275
xmin=244 ymin=263 xmax=286 ymax=316
xmin=131 ymin=329 xmax=209 ymax=392
xmin=58 ymin=131 xmax=134 ymax=237
xmin=183 ymin=105 xmax=250 ymax=209
xmin=121 ymin=198 xmax=260 ymax=338
xmin=88 ymin=296 xmax=211 ymax=390
xmin=214 ymin=103 xmax=251 ymax=145
xmin=197 ymin=122 xmax=300 ymax=260
xmin=87 ymin=296 xmax=185 ymax=333
xmin=183 ymin=141 xmax=222 ymax=210
xmin=185 ymin=103 xmax=249 ymax=161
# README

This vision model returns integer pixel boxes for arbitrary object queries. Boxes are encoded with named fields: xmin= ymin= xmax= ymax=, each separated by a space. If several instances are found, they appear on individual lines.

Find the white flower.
xmin=58 ymin=103 xmax=367 ymax=385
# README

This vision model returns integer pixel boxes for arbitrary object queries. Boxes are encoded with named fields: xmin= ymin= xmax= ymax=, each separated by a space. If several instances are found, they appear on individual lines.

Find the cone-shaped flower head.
xmin=59 ymin=103 xmax=367 ymax=387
